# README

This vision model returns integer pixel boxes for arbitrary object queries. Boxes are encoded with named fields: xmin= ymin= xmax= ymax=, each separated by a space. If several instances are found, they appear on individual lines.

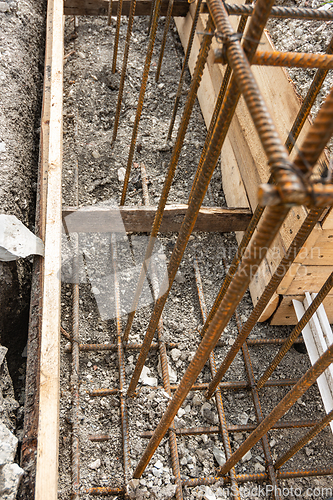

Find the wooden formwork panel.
xmin=174 ymin=3 xmax=333 ymax=324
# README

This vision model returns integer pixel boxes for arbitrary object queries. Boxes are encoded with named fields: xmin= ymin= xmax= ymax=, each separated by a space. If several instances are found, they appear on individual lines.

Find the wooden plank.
xmin=271 ymin=294 xmax=333 ymax=325
xmin=279 ymin=265 xmax=333 ymax=296
xmin=35 ymin=0 xmax=63 ymax=497
xmin=62 ymin=205 xmax=252 ymax=233
xmin=64 ymin=0 xmax=190 ymax=16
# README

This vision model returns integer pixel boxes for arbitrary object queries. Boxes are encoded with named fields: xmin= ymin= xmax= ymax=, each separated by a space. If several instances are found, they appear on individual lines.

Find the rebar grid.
xmin=59 ymin=1 xmax=333 ymax=498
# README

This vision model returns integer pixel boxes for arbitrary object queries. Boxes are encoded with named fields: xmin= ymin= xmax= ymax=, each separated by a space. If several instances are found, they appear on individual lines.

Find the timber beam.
xmin=64 ymin=0 xmax=192 ymax=17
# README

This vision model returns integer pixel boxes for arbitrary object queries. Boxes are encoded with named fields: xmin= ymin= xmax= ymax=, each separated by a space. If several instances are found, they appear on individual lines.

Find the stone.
xmin=295 ymin=27 xmax=303 ymax=37
xmin=255 ymin=462 xmax=265 ymax=473
xmin=91 ymin=150 xmax=100 ymax=159
xmin=118 ymin=167 xmax=126 ymax=182
xmin=175 ymin=271 xmax=185 ymax=284
xmin=0 ymin=345 xmax=8 ymax=366
xmin=154 ymin=459 xmax=163 ymax=469
xmin=160 ymin=484 xmax=177 ymax=499
xmin=139 ymin=366 xmax=157 ymax=387
xmin=170 ymin=348 xmax=181 ymax=362
xmin=0 ymin=422 xmax=18 ymax=465
xmin=241 ymin=450 xmax=252 ymax=462
xmin=305 ymin=447 xmax=313 ymax=456
xmin=0 ymin=463 xmax=24 ymax=500
xmin=88 ymin=458 xmax=101 ymax=469
xmin=77 ymin=51 xmax=86 ymax=59
xmin=0 ymin=141 xmax=6 ymax=152
xmin=269 ymin=439 xmax=276 ymax=447
xmin=212 ymin=445 xmax=226 ymax=466
xmin=91 ymin=286 xmax=100 ymax=295
xmin=177 ymin=408 xmax=185 ymax=418
xmin=203 ymin=486 xmax=216 ymax=500
xmin=239 ymin=412 xmax=249 ymax=425
xmin=202 ymin=408 xmax=217 ymax=425
xmin=192 ymin=394 xmax=202 ymax=406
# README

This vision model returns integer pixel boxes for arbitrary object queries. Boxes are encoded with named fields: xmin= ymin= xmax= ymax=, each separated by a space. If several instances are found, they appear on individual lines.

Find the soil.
xmin=58 ymin=6 xmax=333 ymax=500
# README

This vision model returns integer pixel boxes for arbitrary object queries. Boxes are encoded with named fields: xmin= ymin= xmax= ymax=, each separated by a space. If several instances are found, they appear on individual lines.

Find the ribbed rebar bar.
xmin=274 ymin=409 xmax=333 ymax=469
xmin=128 ymin=0 xmax=289 ymax=398
xmin=112 ymin=0 xmax=137 ymax=142
xmin=122 ymin=15 xmax=214 ymax=341
xmin=167 ymin=0 xmax=202 ymax=140
xmin=64 ymin=341 xmax=178 ymax=352
xmin=217 ymin=342 xmax=333 ymax=476
xmin=110 ymin=233 xmax=131 ymax=487
xmin=155 ymin=0 xmax=174 ymax=82
xmin=120 ymin=0 xmax=162 ymax=205
xmin=112 ymin=0 xmax=124 ymax=73
xmin=257 ymin=271 xmax=333 ymax=389
xmin=205 ymin=208 xmax=324 ymax=399
xmin=141 ymin=163 xmax=183 ymax=500
xmin=194 ymin=258 xmax=240 ymax=500
xmin=223 ymin=2 xmax=333 ymax=21
xmin=241 ymin=338 xmax=280 ymax=498
xmin=140 ymin=418 xmax=318 ymax=438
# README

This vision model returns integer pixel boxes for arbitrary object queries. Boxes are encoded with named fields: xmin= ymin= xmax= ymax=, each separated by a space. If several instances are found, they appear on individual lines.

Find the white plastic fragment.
xmin=212 ymin=445 xmax=226 ymax=466
xmin=0 ymin=215 xmax=44 ymax=261
xmin=117 ymin=167 xmax=126 ymax=182
xmin=203 ymin=485 xmax=216 ymax=500
xmin=139 ymin=365 xmax=157 ymax=386
xmin=88 ymin=458 xmax=101 ymax=470
xmin=318 ymin=3 xmax=333 ymax=10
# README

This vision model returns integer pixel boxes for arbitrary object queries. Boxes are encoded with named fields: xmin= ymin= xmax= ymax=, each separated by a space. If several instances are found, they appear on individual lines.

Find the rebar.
xmin=223 ymin=2 xmax=333 ymax=21
xmin=64 ymin=341 xmax=178 ymax=352
xmin=167 ymin=0 xmax=202 ymax=140
xmin=274 ymin=409 xmax=333 ymax=469
xmin=122 ymin=15 xmax=214 ymax=341
xmin=217 ymin=49 xmax=333 ymax=70
xmin=128 ymin=0 xmax=289 ymax=399
xmin=110 ymin=233 xmax=131 ymax=486
xmin=112 ymin=0 xmax=124 ymax=73
xmin=112 ymin=0 xmax=137 ymax=142
xmin=194 ymin=258 xmax=240 ymax=499
xmin=141 ymin=163 xmax=183 ymax=500
xmin=257 ymin=271 xmax=333 ymax=390
xmin=155 ymin=0 xmax=174 ymax=82
xmin=205 ymin=208 xmax=325 ymax=399
xmin=120 ymin=0 xmax=162 ymax=205
xmin=217 ymin=342 xmax=333 ymax=476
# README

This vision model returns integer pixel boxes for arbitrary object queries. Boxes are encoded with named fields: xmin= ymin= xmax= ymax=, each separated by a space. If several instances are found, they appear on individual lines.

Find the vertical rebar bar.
xmin=107 ymin=0 xmax=113 ymax=25
xmin=122 ymin=16 xmax=214 ymax=341
xmin=128 ymin=0 xmax=285 ymax=397
xmin=112 ymin=0 xmax=124 ymax=73
xmin=111 ymin=233 xmax=131 ymax=487
xmin=167 ymin=0 xmax=202 ymax=140
xmin=155 ymin=0 xmax=174 ymax=82
xmin=194 ymin=258 xmax=240 ymax=500
xmin=141 ymin=164 xmax=183 ymax=500
xmin=120 ymin=0 xmax=162 ymax=205
xmin=112 ymin=0 xmax=137 ymax=142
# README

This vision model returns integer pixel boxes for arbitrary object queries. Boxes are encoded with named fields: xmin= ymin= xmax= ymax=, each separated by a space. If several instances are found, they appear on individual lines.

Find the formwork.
xmin=20 ymin=0 xmax=333 ymax=499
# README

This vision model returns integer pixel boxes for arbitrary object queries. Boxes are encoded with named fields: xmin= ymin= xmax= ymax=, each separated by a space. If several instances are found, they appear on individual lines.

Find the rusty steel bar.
xmin=194 ymin=258 xmax=240 ymax=500
xmin=112 ymin=0 xmax=137 ymax=142
xmin=132 ymin=203 xmax=290 ymax=476
xmin=182 ymin=467 xmax=333 ymax=487
xmin=111 ymin=0 xmax=124 ymax=73
xmin=120 ymin=0 xmax=162 ymax=205
xmin=147 ymin=0 xmax=157 ymax=35
xmin=107 ymin=0 xmax=112 ymax=24
xmin=223 ymin=2 xmax=333 ymax=21
xmin=90 ymin=388 xmax=119 ymax=396
xmin=64 ymin=341 xmax=178 ymax=352
xmin=122 ymin=15 xmax=214 ymax=341
xmin=167 ymin=0 xmax=202 ymax=140
xmin=128 ymin=0 xmax=284 ymax=397
xmin=241 ymin=338 xmax=280 ymax=498
xmin=216 ymin=49 xmax=333 ymax=70
xmin=247 ymin=338 xmax=304 ymax=346
xmin=217 ymin=342 xmax=333 ymax=476
xmin=285 ymin=34 xmax=333 ymax=153
xmin=141 ymin=164 xmax=183 ymax=500
xmin=93 ymin=377 xmax=299 ymax=396
xmin=89 ymin=434 xmax=111 ymax=442
xmin=71 ymin=236 xmax=80 ymax=500
xmin=155 ymin=0 xmax=174 ymax=82
xmin=87 ymin=486 xmax=124 ymax=495
xmin=188 ymin=0 xmax=252 ymax=205
xmin=110 ymin=233 xmax=131 ymax=487
xmin=257 ymin=271 xmax=333 ymax=390
xmin=275 ymin=409 xmax=333 ymax=469
xmin=140 ymin=418 xmax=318 ymax=438
xmin=205 ymin=208 xmax=325 ymax=399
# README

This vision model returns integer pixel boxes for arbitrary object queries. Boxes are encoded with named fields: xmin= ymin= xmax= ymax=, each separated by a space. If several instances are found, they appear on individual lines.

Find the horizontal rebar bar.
xmin=64 ymin=341 xmax=178 ymax=352
xmin=223 ymin=2 xmax=333 ymax=21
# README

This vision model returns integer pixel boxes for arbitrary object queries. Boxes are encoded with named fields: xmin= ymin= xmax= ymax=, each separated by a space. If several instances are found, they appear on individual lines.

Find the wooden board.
xmin=271 ymin=294 xmax=333 ymax=325
xmin=279 ymin=265 xmax=333 ymax=296
xmin=35 ymin=0 xmax=63 ymax=497
xmin=64 ymin=0 xmax=190 ymax=16
xmin=62 ymin=205 xmax=252 ymax=233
